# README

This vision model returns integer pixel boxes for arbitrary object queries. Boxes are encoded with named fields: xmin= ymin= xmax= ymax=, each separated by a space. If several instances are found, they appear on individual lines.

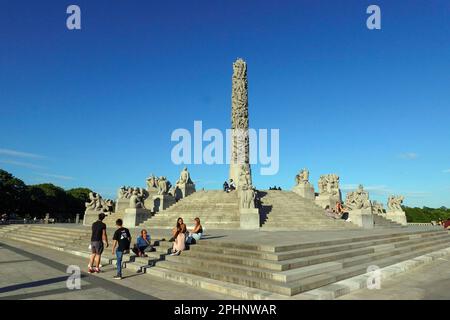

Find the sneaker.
xmin=88 ymin=267 xmax=95 ymax=274
xmin=113 ymin=275 xmax=122 ymax=280
xmin=170 ymin=251 xmax=181 ymax=256
xmin=94 ymin=267 xmax=101 ymax=273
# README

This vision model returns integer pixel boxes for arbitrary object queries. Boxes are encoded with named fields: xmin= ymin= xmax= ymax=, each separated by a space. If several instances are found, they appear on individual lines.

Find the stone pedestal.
xmin=386 ymin=210 xmax=407 ymax=226
xmin=75 ymin=213 xmax=80 ymax=224
xmin=240 ymin=208 xmax=260 ymax=230
xmin=174 ymin=184 xmax=196 ymax=201
xmin=292 ymin=183 xmax=315 ymax=200
xmin=315 ymin=195 xmax=341 ymax=209
xmin=348 ymin=208 xmax=374 ymax=229
xmin=152 ymin=195 xmax=176 ymax=212
xmin=83 ymin=210 xmax=100 ymax=226
xmin=115 ymin=199 xmax=130 ymax=214
xmin=124 ymin=208 xmax=152 ymax=228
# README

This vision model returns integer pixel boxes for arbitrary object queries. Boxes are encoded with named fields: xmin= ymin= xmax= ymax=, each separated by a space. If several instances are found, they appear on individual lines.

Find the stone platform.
xmin=1 ymin=223 xmax=449 ymax=300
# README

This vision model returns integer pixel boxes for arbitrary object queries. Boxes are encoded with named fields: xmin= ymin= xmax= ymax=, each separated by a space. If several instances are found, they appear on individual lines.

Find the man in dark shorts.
xmin=89 ymin=213 xmax=108 ymax=273
xmin=112 ymin=219 xmax=131 ymax=280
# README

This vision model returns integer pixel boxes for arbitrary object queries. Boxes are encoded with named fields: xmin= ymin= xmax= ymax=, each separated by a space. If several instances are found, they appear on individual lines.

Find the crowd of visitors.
xmin=88 ymin=213 xmax=203 ymax=280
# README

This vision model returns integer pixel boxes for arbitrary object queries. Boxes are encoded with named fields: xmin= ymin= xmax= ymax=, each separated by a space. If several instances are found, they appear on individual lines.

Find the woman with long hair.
xmin=171 ymin=222 xmax=186 ymax=256
xmin=186 ymin=217 xmax=203 ymax=244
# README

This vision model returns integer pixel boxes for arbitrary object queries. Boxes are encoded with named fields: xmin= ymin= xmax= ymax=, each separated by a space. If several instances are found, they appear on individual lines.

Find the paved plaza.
xmin=0 ymin=239 xmax=232 ymax=300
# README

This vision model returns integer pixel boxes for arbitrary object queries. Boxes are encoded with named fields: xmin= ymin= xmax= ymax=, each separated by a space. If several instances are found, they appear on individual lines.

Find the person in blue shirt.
xmin=132 ymin=229 xmax=152 ymax=257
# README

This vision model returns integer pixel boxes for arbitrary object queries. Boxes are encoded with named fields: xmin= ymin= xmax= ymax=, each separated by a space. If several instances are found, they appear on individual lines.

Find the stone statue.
xmin=387 ymin=195 xmax=404 ymax=211
xmin=372 ymin=201 xmax=385 ymax=214
xmin=176 ymin=167 xmax=194 ymax=187
xmin=238 ymin=164 xmax=251 ymax=189
xmin=124 ymin=187 xmax=133 ymax=199
xmin=129 ymin=190 xmax=145 ymax=209
xmin=344 ymin=185 xmax=372 ymax=210
xmin=295 ymin=168 xmax=309 ymax=185
xmin=146 ymin=174 xmax=158 ymax=191
xmin=157 ymin=176 xmax=170 ymax=195
xmin=229 ymin=58 xmax=252 ymax=189
xmin=240 ymin=185 xmax=256 ymax=209
xmin=85 ymin=191 xmax=114 ymax=215
xmin=318 ymin=174 xmax=340 ymax=196
xmin=85 ymin=192 xmax=102 ymax=211
xmin=117 ymin=186 xmax=127 ymax=200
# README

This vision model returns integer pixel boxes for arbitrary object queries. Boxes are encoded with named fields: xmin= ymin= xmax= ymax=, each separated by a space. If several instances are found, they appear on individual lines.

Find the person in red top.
xmin=443 ymin=219 xmax=450 ymax=229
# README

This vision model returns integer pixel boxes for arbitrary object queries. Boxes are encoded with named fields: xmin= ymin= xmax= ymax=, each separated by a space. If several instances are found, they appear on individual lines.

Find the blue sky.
xmin=0 ymin=0 xmax=449 ymax=207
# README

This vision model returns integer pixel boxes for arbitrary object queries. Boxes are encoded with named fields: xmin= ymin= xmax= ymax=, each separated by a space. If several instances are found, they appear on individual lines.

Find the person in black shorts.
xmin=89 ymin=213 xmax=108 ymax=273
xmin=112 ymin=219 xmax=131 ymax=280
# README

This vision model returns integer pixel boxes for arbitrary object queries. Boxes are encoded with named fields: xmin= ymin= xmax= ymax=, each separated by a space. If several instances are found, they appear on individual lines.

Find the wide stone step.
xmin=164 ymin=255 xmax=342 ymax=282
xmin=155 ymin=237 xmax=450 ymax=295
xmin=192 ymin=230 xmax=448 ymax=261
xmin=19 ymin=229 xmax=87 ymax=241
xmin=24 ymin=227 xmax=91 ymax=237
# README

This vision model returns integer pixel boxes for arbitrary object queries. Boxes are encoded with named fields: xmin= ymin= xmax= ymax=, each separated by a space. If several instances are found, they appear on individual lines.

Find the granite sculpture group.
xmin=291 ymin=169 xmax=407 ymax=227
xmin=83 ymin=58 xmax=407 ymax=229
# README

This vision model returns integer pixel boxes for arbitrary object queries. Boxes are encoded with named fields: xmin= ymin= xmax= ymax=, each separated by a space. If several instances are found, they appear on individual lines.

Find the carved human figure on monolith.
xmin=229 ymin=58 xmax=252 ymax=189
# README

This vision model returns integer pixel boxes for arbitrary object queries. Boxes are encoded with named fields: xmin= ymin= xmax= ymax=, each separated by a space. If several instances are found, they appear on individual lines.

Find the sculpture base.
xmin=174 ymin=184 xmax=196 ymax=201
xmin=315 ymin=195 xmax=341 ymax=209
xmin=239 ymin=208 xmax=260 ymax=230
xmin=115 ymin=199 xmax=130 ymax=214
xmin=386 ymin=210 xmax=407 ymax=226
xmin=83 ymin=210 xmax=101 ymax=226
xmin=348 ymin=208 xmax=374 ymax=229
xmin=152 ymin=195 xmax=176 ymax=212
xmin=292 ymin=183 xmax=315 ymax=200
xmin=124 ymin=208 xmax=152 ymax=227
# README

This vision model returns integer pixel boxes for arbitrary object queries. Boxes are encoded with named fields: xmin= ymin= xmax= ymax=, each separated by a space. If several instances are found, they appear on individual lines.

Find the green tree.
xmin=0 ymin=169 xmax=29 ymax=216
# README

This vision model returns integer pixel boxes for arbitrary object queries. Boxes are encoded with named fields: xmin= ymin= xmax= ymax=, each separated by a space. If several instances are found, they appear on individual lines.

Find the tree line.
xmin=0 ymin=169 xmax=91 ymax=221
xmin=404 ymin=206 xmax=450 ymax=223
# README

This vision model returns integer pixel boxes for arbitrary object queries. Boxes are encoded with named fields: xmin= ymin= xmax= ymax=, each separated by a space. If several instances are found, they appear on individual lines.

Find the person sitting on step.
xmin=324 ymin=205 xmax=338 ymax=219
xmin=171 ymin=223 xmax=187 ymax=256
xmin=186 ymin=217 xmax=203 ymax=244
xmin=223 ymin=181 xmax=230 ymax=192
xmin=229 ymin=179 xmax=236 ymax=191
xmin=170 ymin=217 xmax=186 ymax=242
xmin=132 ymin=229 xmax=152 ymax=257
xmin=335 ymin=201 xmax=351 ymax=222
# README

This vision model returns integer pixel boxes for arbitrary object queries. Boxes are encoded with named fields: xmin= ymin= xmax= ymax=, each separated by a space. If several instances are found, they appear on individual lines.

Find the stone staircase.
xmin=373 ymin=213 xmax=403 ymax=228
xmin=102 ymin=212 xmax=127 ymax=228
xmin=0 ymin=224 xmax=171 ymax=272
xmin=259 ymin=190 xmax=359 ymax=230
xmin=146 ymin=227 xmax=450 ymax=297
xmin=1 ymin=224 xmax=449 ymax=299
xmin=139 ymin=190 xmax=241 ymax=229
